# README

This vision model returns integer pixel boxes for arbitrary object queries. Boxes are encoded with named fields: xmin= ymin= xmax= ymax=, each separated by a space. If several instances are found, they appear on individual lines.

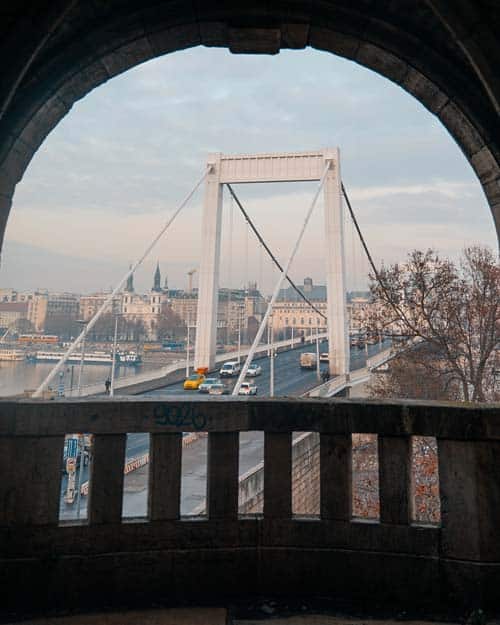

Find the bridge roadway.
xmin=59 ymin=340 xmax=389 ymax=520
xmin=144 ymin=339 xmax=388 ymax=398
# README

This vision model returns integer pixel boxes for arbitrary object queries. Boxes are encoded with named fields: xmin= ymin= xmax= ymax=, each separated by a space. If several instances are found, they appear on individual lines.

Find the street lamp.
xmin=315 ymin=325 xmax=321 ymax=381
xmin=237 ymin=303 xmax=243 ymax=364
xmin=269 ymin=314 xmax=276 ymax=397
xmin=109 ymin=313 xmax=121 ymax=397
xmin=76 ymin=319 xmax=87 ymax=396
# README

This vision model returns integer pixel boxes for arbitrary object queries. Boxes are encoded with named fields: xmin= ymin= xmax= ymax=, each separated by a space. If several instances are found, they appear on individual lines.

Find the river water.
xmin=0 ymin=360 xmax=158 ymax=397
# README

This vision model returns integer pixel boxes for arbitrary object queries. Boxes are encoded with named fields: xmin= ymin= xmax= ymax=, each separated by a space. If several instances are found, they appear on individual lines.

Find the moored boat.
xmin=0 ymin=348 xmax=26 ymax=361
xmin=117 ymin=350 xmax=142 ymax=366
xmin=33 ymin=350 xmax=114 ymax=364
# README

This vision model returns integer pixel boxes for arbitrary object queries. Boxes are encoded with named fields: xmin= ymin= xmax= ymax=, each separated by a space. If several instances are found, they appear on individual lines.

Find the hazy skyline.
xmin=0 ymin=46 xmax=496 ymax=295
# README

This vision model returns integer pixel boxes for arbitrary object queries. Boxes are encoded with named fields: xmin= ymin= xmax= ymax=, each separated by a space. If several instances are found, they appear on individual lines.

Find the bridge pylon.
xmin=194 ymin=149 xmax=349 ymax=376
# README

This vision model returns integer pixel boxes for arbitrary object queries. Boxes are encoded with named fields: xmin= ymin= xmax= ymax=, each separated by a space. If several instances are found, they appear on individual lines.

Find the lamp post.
xmin=269 ymin=315 xmax=275 ymax=397
xmin=110 ymin=314 xmax=119 ymax=397
xmin=76 ymin=319 xmax=87 ymax=396
xmin=186 ymin=317 xmax=191 ymax=377
xmin=237 ymin=304 xmax=242 ymax=364
xmin=315 ymin=325 xmax=321 ymax=381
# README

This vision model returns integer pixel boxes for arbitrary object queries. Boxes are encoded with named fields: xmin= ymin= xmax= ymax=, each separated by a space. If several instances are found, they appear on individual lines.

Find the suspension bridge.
xmin=33 ymin=148 xmax=392 ymax=401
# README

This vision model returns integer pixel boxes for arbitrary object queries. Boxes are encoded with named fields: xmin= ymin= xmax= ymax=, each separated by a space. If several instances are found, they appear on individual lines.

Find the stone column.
xmin=438 ymin=438 xmax=500 ymax=608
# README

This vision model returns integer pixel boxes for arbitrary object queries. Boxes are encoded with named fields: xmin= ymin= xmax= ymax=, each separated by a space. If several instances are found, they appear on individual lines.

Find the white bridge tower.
xmin=194 ymin=149 xmax=349 ymax=377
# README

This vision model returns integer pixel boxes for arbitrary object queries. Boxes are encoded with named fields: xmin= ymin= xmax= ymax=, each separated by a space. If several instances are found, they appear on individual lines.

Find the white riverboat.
xmin=0 ymin=348 xmax=26 ymax=361
xmin=33 ymin=350 xmax=114 ymax=365
xmin=117 ymin=350 xmax=142 ymax=366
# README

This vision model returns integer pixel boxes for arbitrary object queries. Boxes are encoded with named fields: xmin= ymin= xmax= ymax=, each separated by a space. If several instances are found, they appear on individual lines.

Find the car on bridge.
xmin=208 ymin=383 xmax=230 ymax=395
xmin=300 ymin=352 xmax=317 ymax=369
xmin=198 ymin=377 xmax=220 ymax=393
xmin=246 ymin=363 xmax=262 ymax=376
xmin=219 ymin=361 xmax=241 ymax=377
xmin=238 ymin=382 xmax=258 ymax=396
xmin=183 ymin=373 xmax=205 ymax=390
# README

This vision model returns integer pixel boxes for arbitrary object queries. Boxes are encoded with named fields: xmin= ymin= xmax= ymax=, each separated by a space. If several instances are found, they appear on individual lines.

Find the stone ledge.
xmin=7 ymin=608 xmax=227 ymax=625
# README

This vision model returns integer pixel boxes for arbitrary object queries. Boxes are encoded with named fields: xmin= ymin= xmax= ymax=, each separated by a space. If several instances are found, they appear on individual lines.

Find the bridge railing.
xmin=0 ymin=397 xmax=499 ymax=615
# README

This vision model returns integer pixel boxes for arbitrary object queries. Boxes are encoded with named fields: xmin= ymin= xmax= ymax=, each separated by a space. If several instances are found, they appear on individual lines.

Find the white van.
xmin=219 ymin=361 xmax=241 ymax=377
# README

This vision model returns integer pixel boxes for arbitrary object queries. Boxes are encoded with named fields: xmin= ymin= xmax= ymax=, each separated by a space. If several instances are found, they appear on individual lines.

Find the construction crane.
xmin=187 ymin=268 xmax=197 ymax=293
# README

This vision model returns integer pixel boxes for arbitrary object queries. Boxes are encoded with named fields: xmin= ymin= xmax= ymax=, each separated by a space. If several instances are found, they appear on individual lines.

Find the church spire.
xmin=153 ymin=261 xmax=161 ymax=292
xmin=125 ymin=264 xmax=134 ymax=293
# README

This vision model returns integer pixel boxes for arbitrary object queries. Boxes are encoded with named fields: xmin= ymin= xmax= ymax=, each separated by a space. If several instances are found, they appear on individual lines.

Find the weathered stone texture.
xmin=1 ymin=397 xmax=500 ymax=616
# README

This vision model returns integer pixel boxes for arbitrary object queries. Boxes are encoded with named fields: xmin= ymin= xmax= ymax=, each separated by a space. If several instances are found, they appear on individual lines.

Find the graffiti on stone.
xmin=153 ymin=404 xmax=207 ymax=430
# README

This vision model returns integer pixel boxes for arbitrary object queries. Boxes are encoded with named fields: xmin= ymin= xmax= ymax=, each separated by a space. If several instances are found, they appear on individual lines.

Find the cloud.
xmin=1 ymin=47 xmax=497 ymax=294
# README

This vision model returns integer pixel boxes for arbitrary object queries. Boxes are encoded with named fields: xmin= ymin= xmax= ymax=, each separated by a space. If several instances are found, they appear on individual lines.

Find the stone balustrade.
xmin=0 ymin=397 xmax=499 ymax=617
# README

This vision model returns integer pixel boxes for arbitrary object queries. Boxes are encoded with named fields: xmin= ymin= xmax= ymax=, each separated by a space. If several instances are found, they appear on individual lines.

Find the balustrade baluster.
xmin=148 ymin=432 xmax=182 ymax=520
xmin=264 ymin=432 xmax=292 ymax=518
xmin=0 ymin=435 xmax=64 ymax=526
xmin=320 ymin=433 xmax=351 ymax=520
xmin=88 ymin=433 xmax=126 ymax=524
xmin=207 ymin=432 xmax=239 ymax=520
xmin=438 ymin=439 xmax=500 ymax=562
xmin=378 ymin=435 xmax=410 ymax=525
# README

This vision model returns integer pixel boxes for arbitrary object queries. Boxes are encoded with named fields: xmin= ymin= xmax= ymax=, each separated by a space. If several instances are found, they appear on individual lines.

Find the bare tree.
xmin=369 ymin=346 xmax=461 ymax=401
xmin=156 ymin=304 xmax=185 ymax=340
xmin=44 ymin=314 xmax=80 ymax=340
xmin=369 ymin=246 xmax=499 ymax=402
xmin=13 ymin=318 xmax=35 ymax=334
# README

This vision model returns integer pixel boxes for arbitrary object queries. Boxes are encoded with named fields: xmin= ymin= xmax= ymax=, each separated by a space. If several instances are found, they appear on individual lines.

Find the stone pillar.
xmin=323 ymin=148 xmax=349 ymax=375
xmin=438 ymin=439 xmax=500 ymax=608
xmin=194 ymin=154 xmax=222 ymax=371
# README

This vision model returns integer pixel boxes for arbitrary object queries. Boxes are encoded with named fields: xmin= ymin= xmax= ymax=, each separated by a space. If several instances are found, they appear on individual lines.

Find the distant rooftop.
xmin=278 ymin=277 xmax=326 ymax=302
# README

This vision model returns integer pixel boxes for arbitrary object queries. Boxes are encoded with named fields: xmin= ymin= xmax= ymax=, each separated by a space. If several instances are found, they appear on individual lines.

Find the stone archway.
xmin=0 ymin=1 xmax=499 ymax=253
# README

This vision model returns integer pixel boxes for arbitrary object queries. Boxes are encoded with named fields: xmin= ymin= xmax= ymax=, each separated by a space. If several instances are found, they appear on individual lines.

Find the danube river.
xmin=0 ymin=359 xmax=158 ymax=397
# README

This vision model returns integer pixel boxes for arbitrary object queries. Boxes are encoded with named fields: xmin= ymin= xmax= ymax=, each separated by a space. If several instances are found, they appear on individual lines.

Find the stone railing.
xmin=0 ymin=397 xmax=499 ymax=618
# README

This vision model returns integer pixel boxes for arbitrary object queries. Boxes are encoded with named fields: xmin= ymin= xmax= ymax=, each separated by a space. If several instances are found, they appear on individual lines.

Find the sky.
xmin=0 ymin=46 xmax=496 ymax=295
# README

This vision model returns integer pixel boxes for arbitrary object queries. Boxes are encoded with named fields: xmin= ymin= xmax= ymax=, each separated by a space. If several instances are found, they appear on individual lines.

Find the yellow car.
xmin=183 ymin=373 xmax=206 ymax=390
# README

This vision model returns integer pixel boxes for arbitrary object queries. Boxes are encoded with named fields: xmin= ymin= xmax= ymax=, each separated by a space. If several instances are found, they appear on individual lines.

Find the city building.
xmin=0 ymin=302 xmax=29 ymax=330
xmin=46 ymin=292 xmax=80 ymax=318
xmin=27 ymin=292 xmax=48 ymax=332
xmin=120 ymin=264 xmax=169 ymax=339
xmin=168 ymin=283 xmax=266 ymax=342
xmin=0 ymin=289 xmax=48 ymax=332
xmin=79 ymin=292 xmax=121 ymax=322
xmin=273 ymin=278 xmax=375 ymax=339
xmin=273 ymin=277 xmax=328 ymax=338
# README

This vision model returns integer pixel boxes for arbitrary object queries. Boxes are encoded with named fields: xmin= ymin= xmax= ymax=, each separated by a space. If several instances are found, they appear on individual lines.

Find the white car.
xmin=219 ymin=361 xmax=241 ymax=377
xmin=198 ymin=377 xmax=220 ymax=393
xmin=209 ymin=383 xmax=230 ymax=395
xmin=246 ymin=363 xmax=262 ymax=376
xmin=319 ymin=353 xmax=329 ymax=363
xmin=238 ymin=382 xmax=258 ymax=396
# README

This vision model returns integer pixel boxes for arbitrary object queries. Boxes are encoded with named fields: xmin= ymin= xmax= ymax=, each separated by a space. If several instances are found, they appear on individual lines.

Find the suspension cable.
xmin=232 ymin=161 xmax=332 ymax=395
xmin=341 ymin=182 xmax=418 ymax=336
xmin=226 ymin=183 xmax=326 ymax=320
xmin=33 ymin=167 xmax=210 ymax=397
